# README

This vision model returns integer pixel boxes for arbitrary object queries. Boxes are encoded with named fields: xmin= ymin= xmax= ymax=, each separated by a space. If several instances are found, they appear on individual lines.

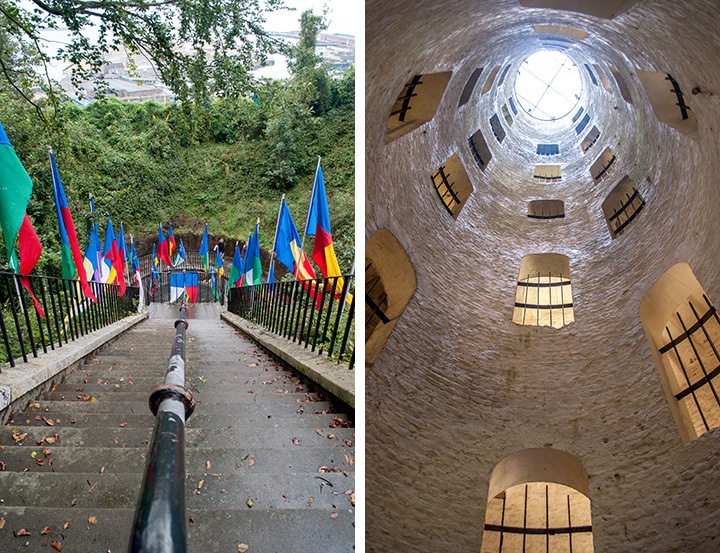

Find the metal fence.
xmin=0 ymin=271 xmax=138 ymax=369
xmin=227 ymin=275 xmax=355 ymax=370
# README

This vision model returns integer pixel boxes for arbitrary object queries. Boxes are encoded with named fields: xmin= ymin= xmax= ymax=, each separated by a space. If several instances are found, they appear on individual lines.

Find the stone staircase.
xmin=0 ymin=310 xmax=355 ymax=552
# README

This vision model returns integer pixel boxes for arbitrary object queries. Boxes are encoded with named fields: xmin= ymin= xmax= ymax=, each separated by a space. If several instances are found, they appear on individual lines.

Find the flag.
xmin=267 ymin=261 xmax=275 ymax=285
xmin=101 ymin=216 xmax=125 ymax=295
xmin=173 ymin=239 xmax=186 ymax=267
xmin=50 ymin=150 xmax=96 ymax=302
xmin=199 ymin=223 xmax=209 ymax=272
xmin=0 ymin=122 xmax=44 ymax=316
xmin=228 ymin=242 xmax=243 ymax=287
xmin=117 ymin=223 xmax=128 ymax=290
xmin=83 ymin=220 xmax=101 ymax=282
xmin=157 ymin=224 xmax=171 ymax=266
xmin=150 ymin=244 xmax=159 ymax=297
xmin=275 ymin=198 xmax=316 ymax=280
xmin=131 ymin=235 xmax=144 ymax=312
xmin=305 ymin=162 xmax=344 ymax=281
xmin=243 ymin=222 xmax=262 ymax=286
xmin=170 ymin=272 xmax=198 ymax=303
xmin=216 ymin=248 xmax=224 ymax=278
xmin=168 ymin=223 xmax=176 ymax=261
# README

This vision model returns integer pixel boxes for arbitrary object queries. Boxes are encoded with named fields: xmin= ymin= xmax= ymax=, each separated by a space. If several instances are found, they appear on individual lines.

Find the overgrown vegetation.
xmin=0 ymin=8 xmax=355 ymax=279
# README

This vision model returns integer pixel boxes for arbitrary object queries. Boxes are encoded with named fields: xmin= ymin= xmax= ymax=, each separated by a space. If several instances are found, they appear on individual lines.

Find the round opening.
xmin=514 ymin=50 xmax=582 ymax=121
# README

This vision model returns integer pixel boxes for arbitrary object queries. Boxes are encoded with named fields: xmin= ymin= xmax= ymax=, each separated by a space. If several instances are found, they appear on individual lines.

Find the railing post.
xmin=130 ymin=303 xmax=195 ymax=553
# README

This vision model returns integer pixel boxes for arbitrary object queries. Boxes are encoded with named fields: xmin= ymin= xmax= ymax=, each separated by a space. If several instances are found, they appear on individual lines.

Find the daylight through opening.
xmin=514 ymin=50 xmax=582 ymax=121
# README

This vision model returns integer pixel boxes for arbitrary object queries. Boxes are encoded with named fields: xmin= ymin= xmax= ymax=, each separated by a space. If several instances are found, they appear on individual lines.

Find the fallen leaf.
xmin=344 ymin=439 xmax=353 ymax=447
xmin=318 ymin=466 xmax=340 ymax=473
xmin=316 ymin=429 xmax=324 ymax=437
xmin=43 ymin=449 xmax=51 ymax=457
xmin=51 ymin=541 xmax=62 ymax=551
xmin=205 ymin=460 xmax=211 ymax=470
xmin=236 ymin=544 xmax=249 ymax=552
xmin=327 ymin=434 xmax=337 ymax=440
xmin=197 ymin=479 xmax=205 ymax=490
xmin=306 ymin=497 xmax=314 ymax=507
xmin=43 ymin=418 xmax=55 ymax=427
xmin=330 ymin=512 xmax=338 ymax=519
xmin=14 ymin=528 xmax=31 ymax=537
xmin=45 ymin=435 xmax=58 ymax=445
xmin=344 ymin=454 xmax=355 ymax=466
xmin=246 ymin=498 xmax=254 ymax=508
xmin=0 ymin=461 xmax=5 ymax=471
xmin=36 ymin=459 xmax=45 ymax=466
xmin=88 ymin=515 xmax=97 ymax=525
xmin=188 ymin=515 xmax=195 ymax=525
xmin=41 ymin=526 xmax=51 ymax=535
xmin=100 ymin=466 xmax=105 ymax=475
xmin=12 ymin=432 xmax=27 ymax=443
xmin=292 ymin=438 xmax=301 ymax=446
xmin=70 ymin=498 xmax=78 ymax=507
xmin=350 ymin=492 xmax=355 ymax=506
xmin=0 ymin=517 xmax=5 ymax=529
xmin=119 ymin=423 xmax=127 ymax=428
xmin=31 ymin=451 xmax=37 ymax=459
xmin=50 ymin=383 xmax=58 ymax=392
xmin=241 ymin=453 xmax=249 ymax=461
xmin=63 ymin=521 xmax=70 ymax=530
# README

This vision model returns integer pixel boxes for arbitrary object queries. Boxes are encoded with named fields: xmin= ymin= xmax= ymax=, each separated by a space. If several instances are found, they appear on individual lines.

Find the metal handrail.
xmin=130 ymin=303 xmax=195 ymax=552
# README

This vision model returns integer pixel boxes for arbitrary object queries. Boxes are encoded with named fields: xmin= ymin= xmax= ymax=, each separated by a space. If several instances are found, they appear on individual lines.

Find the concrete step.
xmin=0 ymin=471 xmax=354 ymax=510
xmin=0 ymin=507 xmax=354 ymax=553
xmin=41 ymin=389 xmax=322 ymax=403
xmin=0 ymin=446 xmax=355 ymax=475
xmin=0 ymin=425 xmax=354 ymax=449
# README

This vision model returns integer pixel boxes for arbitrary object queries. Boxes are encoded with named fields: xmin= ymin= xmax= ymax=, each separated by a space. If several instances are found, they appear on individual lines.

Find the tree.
xmin=0 ymin=0 xmax=287 ymax=105
xmin=288 ymin=9 xmax=329 ymax=115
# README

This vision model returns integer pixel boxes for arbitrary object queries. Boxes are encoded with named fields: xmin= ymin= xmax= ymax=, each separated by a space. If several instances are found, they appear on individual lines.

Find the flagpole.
xmin=269 ymin=194 xmax=284 ymax=281
xmin=296 ymin=156 xmax=321 ymax=281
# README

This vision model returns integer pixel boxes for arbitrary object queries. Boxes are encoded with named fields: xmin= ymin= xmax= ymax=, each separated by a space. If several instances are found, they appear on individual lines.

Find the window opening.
xmin=589 ymin=147 xmax=616 ymax=182
xmin=459 ymin=67 xmax=484 ymax=107
xmin=386 ymin=71 xmax=452 ymax=142
xmin=468 ymin=130 xmax=493 ymax=171
xmin=572 ymin=106 xmax=584 ymax=122
xmin=513 ymin=254 xmax=573 ymax=329
xmin=482 ymin=66 xmax=501 ymax=95
xmin=502 ymin=104 xmax=514 ymax=126
xmin=602 ymin=176 xmax=645 ymax=238
xmin=509 ymin=96 xmax=518 ymax=114
xmin=490 ymin=114 xmax=506 ymax=143
xmin=537 ymin=143 xmax=560 ymax=156
xmin=584 ymin=64 xmax=598 ymax=86
xmin=575 ymin=113 xmax=590 ymax=134
xmin=497 ymin=64 xmax=512 ymax=86
xmin=581 ymin=126 xmax=601 ymax=154
xmin=592 ymin=64 xmax=613 ymax=92
xmin=609 ymin=66 xmax=633 ymax=104
xmin=636 ymin=70 xmax=698 ymax=139
xmin=532 ymin=25 xmax=589 ymax=40
xmin=533 ymin=165 xmax=562 ymax=183
xmin=528 ymin=199 xmax=565 ymax=219
xmin=431 ymin=154 xmax=473 ymax=219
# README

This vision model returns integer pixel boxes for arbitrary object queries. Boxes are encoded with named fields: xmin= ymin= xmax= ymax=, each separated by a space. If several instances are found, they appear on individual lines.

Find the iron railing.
xmin=227 ymin=275 xmax=355 ymax=370
xmin=137 ymin=252 xmax=229 ymax=277
xmin=0 ymin=271 xmax=139 ymax=369
xmin=130 ymin=303 xmax=195 ymax=552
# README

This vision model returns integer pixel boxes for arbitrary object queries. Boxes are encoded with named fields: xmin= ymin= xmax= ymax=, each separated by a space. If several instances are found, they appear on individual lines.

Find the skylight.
xmin=514 ymin=51 xmax=582 ymax=121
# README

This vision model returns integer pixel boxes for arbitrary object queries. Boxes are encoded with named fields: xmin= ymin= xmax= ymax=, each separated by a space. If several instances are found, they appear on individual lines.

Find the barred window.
xmin=640 ymin=263 xmax=720 ymax=441
xmin=533 ymin=164 xmax=562 ymax=183
xmin=581 ymin=126 xmax=601 ymax=154
xmin=386 ymin=71 xmax=452 ymax=143
xmin=572 ymin=107 xmax=584 ymax=122
xmin=589 ymin=147 xmax=616 ymax=182
xmin=537 ymin=143 xmax=560 ymax=156
xmin=490 ymin=114 xmax=506 ymax=143
xmin=593 ymin=64 xmax=613 ymax=92
xmin=459 ymin=67 xmax=484 ymax=107
xmin=513 ymin=253 xmax=574 ymax=329
xmin=575 ymin=113 xmax=590 ymax=135
xmin=482 ymin=65 xmax=501 ymax=95
xmin=481 ymin=449 xmax=594 ymax=553
xmin=602 ymin=176 xmax=645 ymax=238
xmin=431 ymin=154 xmax=473 ymax=219
xmin=366 ymin=229 xmax=416 ymax=368
xmin=584 ymin=63 xmax=598 ymax=86
xmin=468 ymin=129 xmax=493 ymax=171
xmin=509 ymin=96 xmax=518 ymax=115
xmin=502 ymin=104 xmax=514 ymax=126
xmin=609 ymin=66 xmax=633 ymax=104
xmin=528 ymin=199 xmax=565 ymax=219
xmin=636 ymin=70 xmax=698 ymax=139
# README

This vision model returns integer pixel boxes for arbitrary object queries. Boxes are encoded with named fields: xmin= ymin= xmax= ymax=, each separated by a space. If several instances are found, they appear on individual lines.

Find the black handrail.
xmin=130 ymin=303 xmax=195 ymax=553
xmin=227 ymin=275 xmax=355 ymax=370
xmin=0 ymin=271 xmax=139 ymax=368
